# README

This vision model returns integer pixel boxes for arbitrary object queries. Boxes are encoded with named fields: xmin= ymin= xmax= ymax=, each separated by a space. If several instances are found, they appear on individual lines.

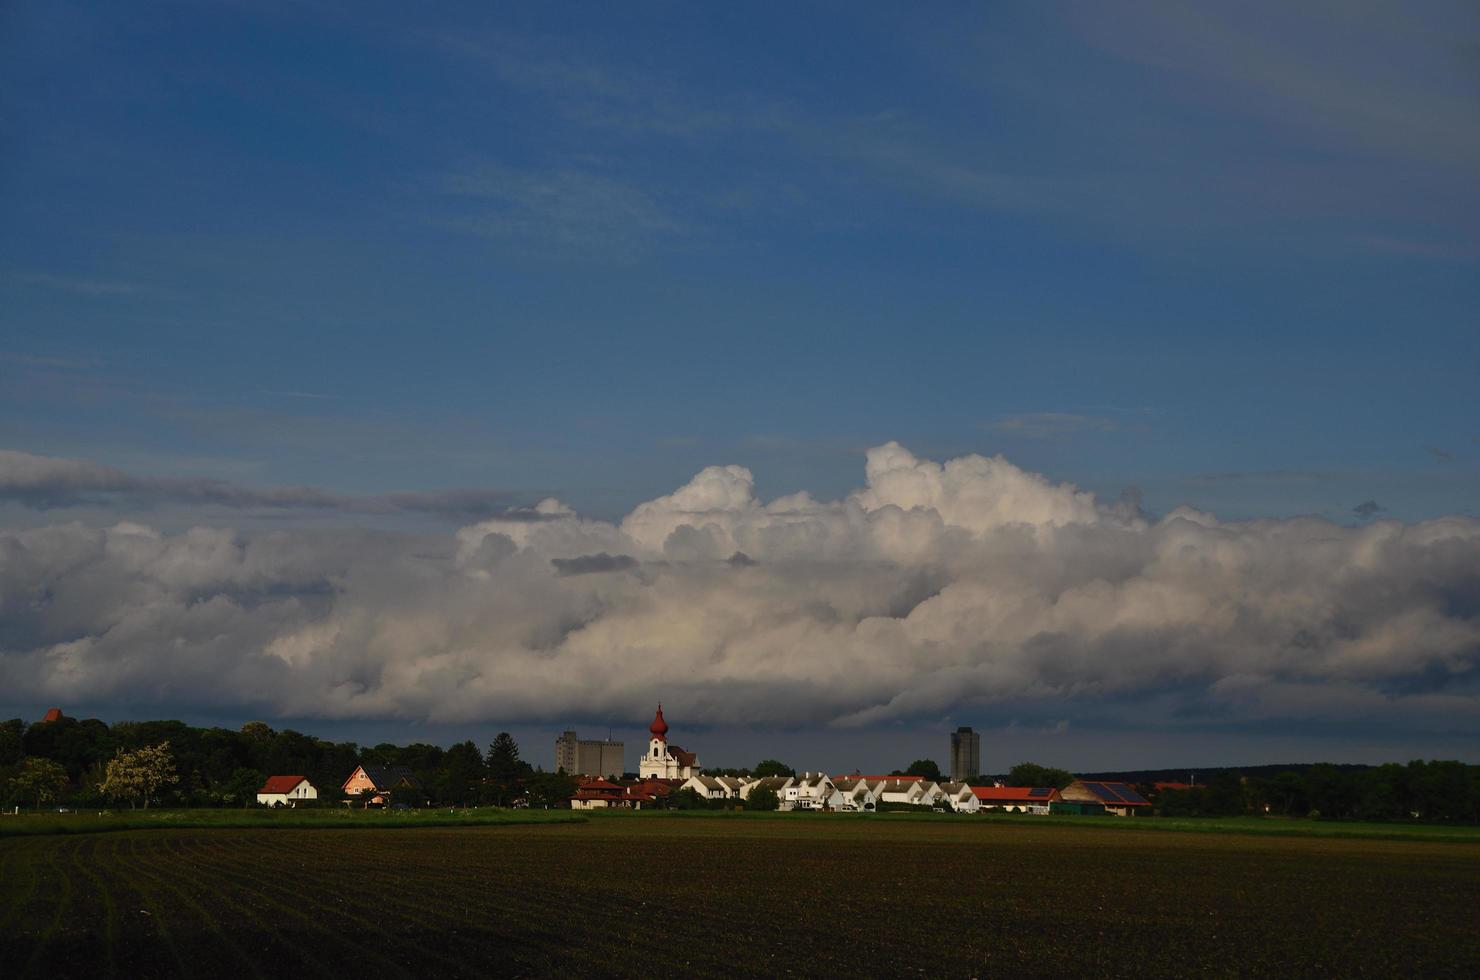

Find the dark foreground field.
xmin=4 ymin=816 xmax=1478 ymax=978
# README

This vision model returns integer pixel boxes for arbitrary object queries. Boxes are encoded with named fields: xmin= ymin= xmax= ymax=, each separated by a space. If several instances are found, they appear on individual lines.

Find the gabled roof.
xmin=873 ymin=778 xmax=926 ymax=795
xmin=258 ymin=775 xmax=310 ymax=795
xmin=670 ymin=746 xmax=698 ymax=767
xmin=747 ymin=776 xmax=792 ymax=792
xmin=41 ymin=708 xmax=64 ymax=723
xmin=972 ymin=786 xmax=1061 ymax=803
xmin=346 ymin=764 xmax=423 ymax=793
xmin=1066 ymin=780 xmax=1150 ymax=806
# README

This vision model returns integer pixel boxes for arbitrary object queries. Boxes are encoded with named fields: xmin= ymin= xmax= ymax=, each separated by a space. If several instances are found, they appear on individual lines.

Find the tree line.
xmin=0 ymin=714 xmax=573 ymax=809
xmin=1150 ymin=761 xmax=1480 ymax=822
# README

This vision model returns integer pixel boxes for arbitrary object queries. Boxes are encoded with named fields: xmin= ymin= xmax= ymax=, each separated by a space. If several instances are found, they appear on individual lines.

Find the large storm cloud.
xmin=2 ymin=443 xmax=1477 ymax=734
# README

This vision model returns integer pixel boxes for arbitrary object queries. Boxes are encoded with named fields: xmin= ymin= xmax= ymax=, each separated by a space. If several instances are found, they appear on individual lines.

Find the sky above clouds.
xmin=1 ymin=2 xmax=1478 ymax=768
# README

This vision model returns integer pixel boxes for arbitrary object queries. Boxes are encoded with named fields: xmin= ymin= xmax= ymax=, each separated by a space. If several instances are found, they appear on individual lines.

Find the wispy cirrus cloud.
xmin=434 ymin=164 xmax=684 ymax=254
xmin=980 ymin=412 xmax=1118 ymax=438
xmin=0 ymin=449 xmax=530 ymax=521
xmin=4 ymin=270 xmax=143 ymax=296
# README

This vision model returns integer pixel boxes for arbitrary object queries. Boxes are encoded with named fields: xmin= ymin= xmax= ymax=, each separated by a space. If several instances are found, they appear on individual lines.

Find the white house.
xmin=782 ymin=772 xmax=835 ymax=810
xmin=680 ymin=775 xmax=732 ymax=801
xmin=715 ymin=776 xmax=747 ymax=798
xmin=871 ymin=777 xmax=931 ymax=807
xmin=827 ymin=777 xmax=878 ymax=812
xmin=256 ymin=775 xmax=317 ymax=807
xmin=739 ymin=776 xmax=793 ymax=803
xmin=938 ymin=781 xmax=979 ymax=813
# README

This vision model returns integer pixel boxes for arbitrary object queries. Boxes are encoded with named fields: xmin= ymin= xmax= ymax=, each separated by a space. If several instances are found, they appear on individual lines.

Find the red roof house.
xmin=255 ymin=775 xmax=318 ymax=807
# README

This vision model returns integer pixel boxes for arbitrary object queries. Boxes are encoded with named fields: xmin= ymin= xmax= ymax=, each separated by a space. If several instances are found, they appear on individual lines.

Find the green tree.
xmin=672 ymin=787 xmax=706 ymax=810
xmin=1203 ymin=772 xmax=1247 ymax=816
xmin=1268 ymin=771 xmax=1306 ymax=815
xmin=100 ymin=741 xmax=178 ymax=809
xmin=1007 ymin=762 xmax=1074 ymax=789
xmin=222 ymin=768 xmax=264 ymax=808
xmin=435 ymin=741 xmax=486 ymax=806
xmin=0 ymin=718 xmax=24 ymax=768
xmin=745 ymin=786 xmax=780 ymax=811
xmin=904 ymin=759 xmax=943 ymax=782
xmin=485 ymin=733 xmax=531 ymax=806
xmin=10 ymin=757 xmax=69 ymax=809
xmin=525 ymin=771 xmax=576 ymax=809
xmin=753 ymin=759 xmax=794 ymax=778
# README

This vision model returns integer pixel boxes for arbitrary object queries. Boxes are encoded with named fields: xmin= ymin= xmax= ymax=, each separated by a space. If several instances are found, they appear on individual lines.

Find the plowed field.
xmin=3 ymin=816 xmax=1477 ymax=977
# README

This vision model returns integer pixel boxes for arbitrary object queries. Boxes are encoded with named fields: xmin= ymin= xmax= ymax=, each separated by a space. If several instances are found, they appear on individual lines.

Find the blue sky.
xmin=2 ymin=3 xmax=1479 ymax=768
xmin=3 ymin=1 xmax=1476 ymax=522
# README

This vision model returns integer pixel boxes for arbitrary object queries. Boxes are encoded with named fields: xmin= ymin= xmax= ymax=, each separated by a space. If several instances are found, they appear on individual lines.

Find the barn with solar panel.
xmin=1058 ymin=780 xmax=1151 ymax=816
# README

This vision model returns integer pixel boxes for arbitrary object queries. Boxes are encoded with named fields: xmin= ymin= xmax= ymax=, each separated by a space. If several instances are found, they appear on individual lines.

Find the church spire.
xmin=649 ymin=703 xmax=669 ymax=741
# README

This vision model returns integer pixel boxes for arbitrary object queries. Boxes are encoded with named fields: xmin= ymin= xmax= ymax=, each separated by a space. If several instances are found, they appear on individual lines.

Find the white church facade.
xmin=638 ymin=704 xmax=700 ymax=780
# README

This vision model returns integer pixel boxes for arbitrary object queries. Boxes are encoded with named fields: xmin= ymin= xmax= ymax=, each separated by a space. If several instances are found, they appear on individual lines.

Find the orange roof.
xmin=41 ymin=708 xmax=63 ymax=723
xmin=258 ymin=775 xmax=309 ymax=795
xmin=972 ymin=786 xmax=1060 ymax=803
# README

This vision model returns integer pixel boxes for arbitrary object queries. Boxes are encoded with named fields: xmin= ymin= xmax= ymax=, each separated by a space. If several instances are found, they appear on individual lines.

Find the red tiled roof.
xmin=41 ymin=708 xmax=63 ymax=723
xmin=670 ymin=746 xmax=697 ymax=767
xmin=1154 ymin=781 xmax=1192 ymax=792
xmin=577 ymin=777 xmax=622 ymax=791
xmin=971 ymin=786 xmax=1060 ymax=803
xmin=258 ymin=775 xmax=308 ymax=795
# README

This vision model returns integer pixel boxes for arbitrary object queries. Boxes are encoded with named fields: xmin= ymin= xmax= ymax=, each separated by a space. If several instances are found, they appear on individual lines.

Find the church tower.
xmin=639 ymin=703 xmax=698 ymax=780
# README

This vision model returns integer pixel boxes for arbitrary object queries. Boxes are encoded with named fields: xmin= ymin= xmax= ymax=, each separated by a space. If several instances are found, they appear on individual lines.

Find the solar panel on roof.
xmin=1088 ymin=782 xmax=1119 ymax=803
xmin=1116 ymin=785 xmax=1148 ymax=805
xmin=1029 ymin=787 xmax=1051 ymax=798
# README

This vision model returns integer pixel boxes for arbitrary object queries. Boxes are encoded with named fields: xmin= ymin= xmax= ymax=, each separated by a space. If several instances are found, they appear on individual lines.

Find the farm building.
xmin=971 ymin=786 xmax=1060 ymax=814
xmin=342 ymin=764 xmax=423 ymax=806
xmin=571 ymin=777 xmax=625 ymax=809
xmin=256 ymin=775 xmax=317 ymax=807
xmin=1059 ymin=780 xmax=1151 ymax=816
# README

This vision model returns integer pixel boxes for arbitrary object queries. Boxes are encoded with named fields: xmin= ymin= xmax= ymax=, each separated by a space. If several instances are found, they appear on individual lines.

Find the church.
xmin=638 ymin=704 xmax=699 ymax=780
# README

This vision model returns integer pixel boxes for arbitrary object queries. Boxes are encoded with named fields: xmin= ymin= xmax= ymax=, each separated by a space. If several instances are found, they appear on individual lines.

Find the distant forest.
xmin=0 ymin=713 xmax=573 ymax=810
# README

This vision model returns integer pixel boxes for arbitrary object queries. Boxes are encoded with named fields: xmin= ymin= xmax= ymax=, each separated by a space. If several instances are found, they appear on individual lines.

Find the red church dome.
xmin=649 ymin=704 xmax=669 ymax=740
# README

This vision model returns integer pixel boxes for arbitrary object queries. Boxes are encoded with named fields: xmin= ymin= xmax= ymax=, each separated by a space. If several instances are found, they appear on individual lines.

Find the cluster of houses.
xmin=252 ymin=707 xmax=1152 ymax=817
xmin=254 ymin=764 xmax=421 ymax=808
xmin=573 ymin=770 xmax=1149 ymax=816
xmin=571 ymin=706 xmax=1150 ymax=815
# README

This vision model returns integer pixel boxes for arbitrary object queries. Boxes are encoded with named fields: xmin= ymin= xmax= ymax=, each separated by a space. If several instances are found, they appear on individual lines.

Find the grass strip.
xmin=0 ymin=808 xmax=585 ymax=838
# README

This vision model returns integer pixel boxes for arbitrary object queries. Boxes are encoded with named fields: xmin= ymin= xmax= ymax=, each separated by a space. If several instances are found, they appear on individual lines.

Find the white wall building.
xmin=638 ymin=704 xmax=700 ymax=780
xmin=256 ymin=775 xmax=317 ymax=807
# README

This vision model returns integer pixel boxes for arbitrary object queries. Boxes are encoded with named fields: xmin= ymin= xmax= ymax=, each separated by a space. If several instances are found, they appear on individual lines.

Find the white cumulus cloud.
xmin=1 ymin=443 xmax=1477 ymax=737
